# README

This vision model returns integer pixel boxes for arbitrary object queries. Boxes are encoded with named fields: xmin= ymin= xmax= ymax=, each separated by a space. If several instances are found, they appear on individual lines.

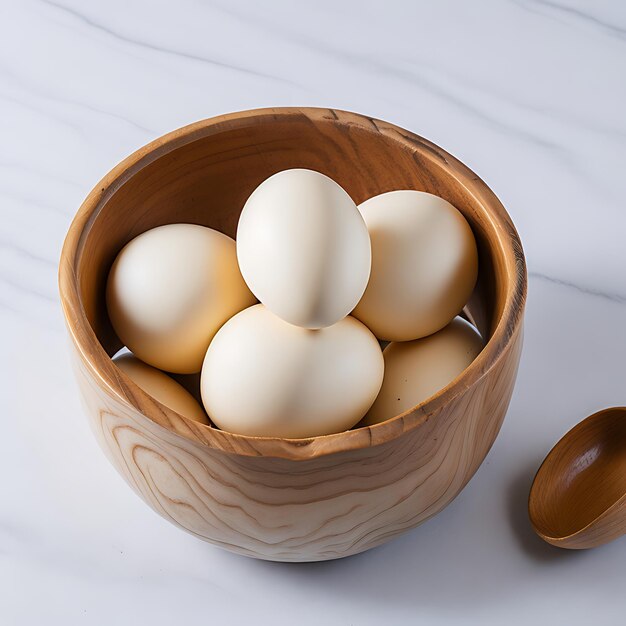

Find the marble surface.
xmin=2 ymin=0 xmax=626 ymax=623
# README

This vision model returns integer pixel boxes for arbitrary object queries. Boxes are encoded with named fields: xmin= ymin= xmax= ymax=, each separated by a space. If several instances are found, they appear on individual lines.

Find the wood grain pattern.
xmin=529 ymin=407 xmax=626 ymax=549
xmin=59 ymin=107 xmax=527 ymax=561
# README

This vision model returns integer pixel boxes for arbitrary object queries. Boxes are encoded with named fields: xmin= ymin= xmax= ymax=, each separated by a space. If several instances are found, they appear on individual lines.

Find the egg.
xmin=352 ymin=190 xmax=478 ymax=341
xmin=236 ymin=169 xmax=371 ymax=329
xmin=113 ymin=353 xmax=209 ymax=424
xmin=107 ymin=224 xmax=256 ymax=374
xmin=361 ymin=317 xmax=483 ymax=426
xmin=200 ymin=304 xmax=384 ymax=437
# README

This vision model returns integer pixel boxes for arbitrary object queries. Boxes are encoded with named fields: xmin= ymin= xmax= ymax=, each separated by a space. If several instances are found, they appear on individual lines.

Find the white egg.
xmin=353 ymin=190 xmax=478 ymax=341
xmin=107 ymin=224 xmax=256 ymax=374
xmin=200 ymin=304 xmax=384 ymax=438
xmin=362 ymin=317 xmax=483 ymax=426
xmin=113 ymin=353 xmax=209 ymax=424
xmin=236 ymin=169 xmax=371 ymax=329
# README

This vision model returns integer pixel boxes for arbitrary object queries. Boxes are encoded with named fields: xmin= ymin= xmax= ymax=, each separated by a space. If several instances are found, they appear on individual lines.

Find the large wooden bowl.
xmin=59 ymin=108 xmax=526 ymax=562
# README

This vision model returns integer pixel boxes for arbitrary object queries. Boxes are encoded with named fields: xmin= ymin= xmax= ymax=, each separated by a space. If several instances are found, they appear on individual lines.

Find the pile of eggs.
xmin=107 ymin=169 xmax=482 ymax=438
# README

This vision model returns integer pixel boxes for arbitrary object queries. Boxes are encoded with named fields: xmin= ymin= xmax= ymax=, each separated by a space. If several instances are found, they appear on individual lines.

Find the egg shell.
xmin=200 ymin=304 xmax=384 ymax=438
xmin=362 ymin=317 xmax=483 ymax=426
xmin=236 ymin=169 xmax=371 ymax=329
xmin=353 ymin=190 xmax=478 ymax=341
xmin=106 ymin=224 xmax=256 ymax=374
xmin=113 ymin=353 xmax=209 ymax=424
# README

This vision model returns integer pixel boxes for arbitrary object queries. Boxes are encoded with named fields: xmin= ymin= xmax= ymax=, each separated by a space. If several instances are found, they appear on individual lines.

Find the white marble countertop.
xmin=2 ymin=0 xmax=626 ymax=623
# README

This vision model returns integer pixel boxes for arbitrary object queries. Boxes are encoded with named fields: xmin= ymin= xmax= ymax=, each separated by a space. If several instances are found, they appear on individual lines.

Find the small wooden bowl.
xmin=529 ymin=407 xmax=626 ymax=549
xmin=59 ymin=108 xmax=526 ymax=562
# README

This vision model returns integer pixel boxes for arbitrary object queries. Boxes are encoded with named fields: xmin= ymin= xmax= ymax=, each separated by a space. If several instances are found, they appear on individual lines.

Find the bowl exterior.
xmin=68 ymin=323 xmax=523 ymax=562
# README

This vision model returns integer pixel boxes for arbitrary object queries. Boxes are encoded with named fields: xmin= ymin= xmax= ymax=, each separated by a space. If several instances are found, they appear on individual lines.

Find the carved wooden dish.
xmin=529 ymin=407 xmax=626 ymax=549
xmin=59 ymin=107 xmax=527 ymax=562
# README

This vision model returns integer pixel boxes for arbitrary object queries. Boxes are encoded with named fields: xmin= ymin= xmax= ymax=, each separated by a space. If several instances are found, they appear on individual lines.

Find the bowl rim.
xmin=59 ymin=106 xmax=527 ymax=460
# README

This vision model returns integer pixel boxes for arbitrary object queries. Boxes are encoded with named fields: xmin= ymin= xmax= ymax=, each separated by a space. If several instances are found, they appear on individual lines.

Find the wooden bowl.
xmin=59 ymin=108 xmax=526 ymax=562
xmin=529 ymin=407 xmax=626 ymax=549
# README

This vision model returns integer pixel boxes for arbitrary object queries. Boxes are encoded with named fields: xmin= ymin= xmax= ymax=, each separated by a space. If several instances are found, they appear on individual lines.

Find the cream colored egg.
xmin=107 ymin=224 xmax=256 ymax=374
xmin=362 ymin=317 xmax=483 ymax=426
xmin=353 ymin=190 xmax=478 ymax=341
xmin=113 ymin=353 xmax=209 ymax=424
xmin=236 ymin=169 xmax=371 ymax=329
xmin=201 ymin=304 xmax=384 ymax=438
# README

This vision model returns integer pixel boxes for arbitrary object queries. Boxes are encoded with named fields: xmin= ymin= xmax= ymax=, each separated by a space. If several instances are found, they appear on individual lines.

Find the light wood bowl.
xmin=59 ymin=108 xmax=526 ymax=562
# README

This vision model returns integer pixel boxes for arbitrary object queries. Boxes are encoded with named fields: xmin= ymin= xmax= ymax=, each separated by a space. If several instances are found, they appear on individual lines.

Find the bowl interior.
xmin=74 ymin=110 xmax=507 ymax=361
xmin=61 ymin=108 xmax=525 ymax=457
